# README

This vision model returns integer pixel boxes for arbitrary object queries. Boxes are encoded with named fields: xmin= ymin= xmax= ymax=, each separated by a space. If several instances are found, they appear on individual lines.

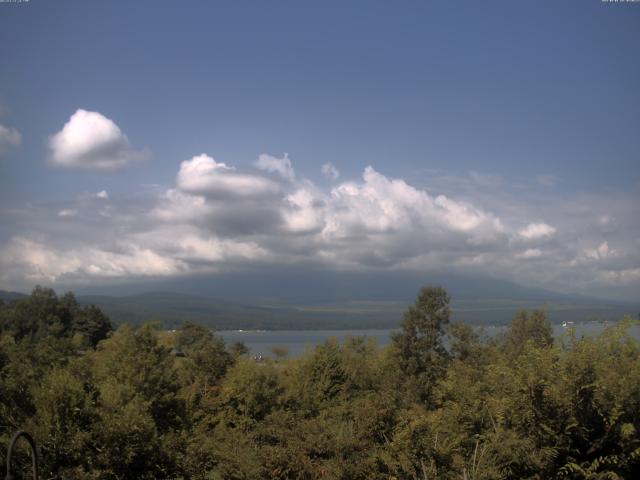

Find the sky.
xmin=0 ymin=0 xmax=639 ymax=301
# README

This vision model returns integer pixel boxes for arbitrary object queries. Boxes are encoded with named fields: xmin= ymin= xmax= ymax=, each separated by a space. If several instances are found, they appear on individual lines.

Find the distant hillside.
xmin=2 ymin=287 xmax=637 ymax=330
xmin=72 ymin=270 xmax=628 ymax=305
xmin=65 ymin=292 xmax=640 ymax=330
xmin=74 ymin=292 xmax=404 ymax=330
xmin=0 ymin=290 xmax=27 ymax=302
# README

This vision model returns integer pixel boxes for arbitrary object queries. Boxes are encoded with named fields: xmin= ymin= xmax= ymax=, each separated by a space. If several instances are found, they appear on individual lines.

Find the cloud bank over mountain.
xmin=1 ymin=152 xmax=638 ymax=300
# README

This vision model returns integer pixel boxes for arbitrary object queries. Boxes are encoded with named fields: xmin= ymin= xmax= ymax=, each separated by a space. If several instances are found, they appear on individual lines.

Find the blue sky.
xmin=0 ymin=0 xmax=639 ymax=300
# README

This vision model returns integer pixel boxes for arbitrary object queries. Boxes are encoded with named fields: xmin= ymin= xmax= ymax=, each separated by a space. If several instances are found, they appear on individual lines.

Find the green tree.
xmin=88 ymin=324 xmax=183 ymax=478
xmin=391 ymin=286 xmax=451 ymax=405
xmin=502 ymin=310 xmax=553 ymax=358
xmin=71 ymin=304 xmax=112 ymax=347
xmin=29 ymin=364 xmax=98 ymax=478
xmin=175 ymin=321 xmax=232 ymax=414
xmin=0 ymin=287 xmax=112 ymax=346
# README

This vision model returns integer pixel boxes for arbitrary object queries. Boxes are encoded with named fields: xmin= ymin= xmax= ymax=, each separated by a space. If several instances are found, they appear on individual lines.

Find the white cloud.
xmin=255 ymin=153 xmax=295 ymax=181
xmin=57 ymin=209 xmax=77 ymax=218
xmin=321 ymin=162 xmax=340 ymax=180
xmin=324 ymin=166 xmax=504 ymax=241
xmin=1 ymin=152 xmax=639 ymax=300
xmin=597 ymin=241 xmax=611 ymax=258
xmin=0 ymin=237 xmax=184 ymax=284
xmin=597 ymin=215 xmax=613 ymax=226
xmin=172 ymin=234 xmax=265 ymax=262
xmin=518 ymin=222 xmax=556 ymax=240
xmin=516 ymin=248 xmax=543 ymax=259
xmin=283 ymin=188 xmax=325 ymax=233
xmin=151 ymin=189 xmax=211 ymax=222
xmin=177 ymin=154 xmax=280 ymax=198
xmin=583 ymin=241 xmax=614 ymax=261
xmin=95 ymin=190 xmax=109 ymax=199
xmin=132 ymin=226 xmax=267 ymax=264
xmin=602 ymin=267 xmax=640 ymax=284
xmin=0 ymin=124 xmax=21 ymax=156
xmin=49 ymin=109 xmax=148 ymax=170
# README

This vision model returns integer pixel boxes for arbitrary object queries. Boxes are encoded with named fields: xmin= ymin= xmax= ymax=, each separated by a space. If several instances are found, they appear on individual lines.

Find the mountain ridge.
xmin=2 ymin=280 xmax=638 ymax=330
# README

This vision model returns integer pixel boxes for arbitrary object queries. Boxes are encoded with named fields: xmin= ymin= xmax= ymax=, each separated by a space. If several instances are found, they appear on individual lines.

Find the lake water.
xmin=219 ymin=321 xmax=639 ymax=358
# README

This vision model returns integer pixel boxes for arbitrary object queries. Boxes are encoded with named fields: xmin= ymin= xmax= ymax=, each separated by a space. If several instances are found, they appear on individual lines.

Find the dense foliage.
xmin=1 ymin=286 xmax=639 ymax=479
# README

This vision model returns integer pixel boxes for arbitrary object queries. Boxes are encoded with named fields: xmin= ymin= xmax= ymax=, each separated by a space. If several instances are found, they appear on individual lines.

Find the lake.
xmin=218 ymin=321 xmax=639 ymax=358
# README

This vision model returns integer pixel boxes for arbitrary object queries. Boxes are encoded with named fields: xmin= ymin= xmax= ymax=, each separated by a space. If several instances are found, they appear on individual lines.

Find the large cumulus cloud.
xmin=0 ymin=153 xmax=638 ymax=300
xmin=49 ymin=109 xmax=148 ymax=170
xmin=177 ymin=154 xmax=280 ymax=198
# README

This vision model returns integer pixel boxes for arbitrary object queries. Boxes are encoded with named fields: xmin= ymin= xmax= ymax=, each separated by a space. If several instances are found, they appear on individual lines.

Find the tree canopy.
xmin=1 ymin=286 xmax=639 ymax=479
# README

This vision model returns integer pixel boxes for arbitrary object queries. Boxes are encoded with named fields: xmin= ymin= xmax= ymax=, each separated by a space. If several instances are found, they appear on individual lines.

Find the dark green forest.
xmin=1 ymin=286 xmax=639 ymax=479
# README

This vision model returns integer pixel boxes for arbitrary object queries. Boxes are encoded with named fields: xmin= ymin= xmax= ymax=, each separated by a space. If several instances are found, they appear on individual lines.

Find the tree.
xmin=175 ymin=321 xmax=232 ymax=413
xmin=72 ymin=305 xmax=112 ymax=347
xmin=391 ymin=286 xmax=451 ymax=405
xmin=2 ymin=285 xmax=639 ymax=479
xmin=0 ymin=286 xmax=73 ymax=341
xmin=0 ymin=287 xmax=112 ymax=346
xmin=30 ymin=365 xmax=97 ymax=478
xmin=502 ymin=310 xmax=553 ymax=357
xmin=88 ymin=324 xmax=183 ymax=478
